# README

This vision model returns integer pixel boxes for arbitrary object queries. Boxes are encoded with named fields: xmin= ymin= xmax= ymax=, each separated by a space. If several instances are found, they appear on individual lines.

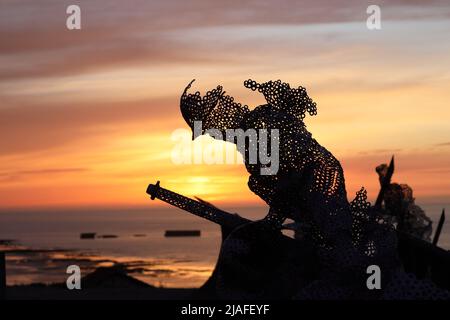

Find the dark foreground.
xmin=5 ymin=266 xmax=198 ymax=300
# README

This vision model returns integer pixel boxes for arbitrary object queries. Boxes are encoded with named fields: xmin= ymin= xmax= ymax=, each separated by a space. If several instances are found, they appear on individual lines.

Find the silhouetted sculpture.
xmin=178 ymin=79 xmax=449 ymax=299
xmin=376 ymin=163 xmax=432 ymax=241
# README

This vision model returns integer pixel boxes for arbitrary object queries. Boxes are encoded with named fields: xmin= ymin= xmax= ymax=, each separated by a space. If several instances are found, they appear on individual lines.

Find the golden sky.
xmin=1 ymin=0 xmax=450 ymax=209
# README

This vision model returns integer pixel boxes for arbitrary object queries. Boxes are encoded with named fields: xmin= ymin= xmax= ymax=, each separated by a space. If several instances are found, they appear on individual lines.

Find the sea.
xmin=0 ymin=204 xmax=448 ymax=288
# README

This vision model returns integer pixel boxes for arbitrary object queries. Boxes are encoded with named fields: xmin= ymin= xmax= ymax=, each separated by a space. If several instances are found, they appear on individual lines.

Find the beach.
xmin=0 ymin=206 xmax=268 ymax=288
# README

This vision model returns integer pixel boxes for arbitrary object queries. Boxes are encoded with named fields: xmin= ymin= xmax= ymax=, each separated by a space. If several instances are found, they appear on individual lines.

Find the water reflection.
xmin=2 ymin=241 xmax=214 ymax=288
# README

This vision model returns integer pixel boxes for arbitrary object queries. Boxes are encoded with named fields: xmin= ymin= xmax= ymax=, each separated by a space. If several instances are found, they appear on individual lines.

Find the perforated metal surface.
xmin=180 ymin=79 xmax=449 ymax=299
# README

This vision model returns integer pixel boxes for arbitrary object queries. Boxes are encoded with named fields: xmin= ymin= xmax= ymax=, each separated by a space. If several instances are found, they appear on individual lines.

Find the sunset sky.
xmin=1 ymin=0 xmax=450 ymax=210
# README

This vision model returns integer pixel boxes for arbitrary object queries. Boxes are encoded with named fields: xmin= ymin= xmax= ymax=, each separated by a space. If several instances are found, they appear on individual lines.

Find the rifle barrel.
xmin=432 ymin=209 xmax=445 ymax=246
xmin=146 ymin=181 xmax=251 ymax=229
xmin=374 ymin=155 xmax=395 ymax=210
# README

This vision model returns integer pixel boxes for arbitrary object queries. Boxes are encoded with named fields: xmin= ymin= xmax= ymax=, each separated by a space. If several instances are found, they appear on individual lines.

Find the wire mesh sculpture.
xmin=180 ymin=79 xmax=449 ymax=299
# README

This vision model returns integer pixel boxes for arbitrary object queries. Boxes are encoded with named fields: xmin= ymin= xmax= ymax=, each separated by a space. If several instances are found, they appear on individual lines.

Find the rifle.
xmin=146 ymin=180 xmax=319 ymax=298
xmin=146 ymin=181 xmax=303 ymax=244
xmin=146 ymin=181 xmax=252 ymax=230
xmin=374 ymin=155 xmax=395 ymax=210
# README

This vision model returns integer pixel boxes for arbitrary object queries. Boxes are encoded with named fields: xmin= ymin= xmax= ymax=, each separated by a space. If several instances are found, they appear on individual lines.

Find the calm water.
xmin=0 ymin=206 xmax=268 ymax=288
xmin=0 ymin=204 xmax=448 ymax=288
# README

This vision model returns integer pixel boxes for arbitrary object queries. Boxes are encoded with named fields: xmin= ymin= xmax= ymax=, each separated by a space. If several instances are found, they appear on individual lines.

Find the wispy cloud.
xmin=1 ymin=0 xmax=450 ymax=208
xmin=0 ymin=167 xmax=88 ymax=183
xmin=435 ymin=142 xmax=450 ymax=147
xmin=15 ymin=168 xmax=88 ymax=175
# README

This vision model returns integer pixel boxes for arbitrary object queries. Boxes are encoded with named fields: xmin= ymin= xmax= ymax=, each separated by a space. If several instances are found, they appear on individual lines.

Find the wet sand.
xmin=1 ymin=239 xmax=213 ymax=288
xmin=6 ymin=267 xmax=200 ymax=300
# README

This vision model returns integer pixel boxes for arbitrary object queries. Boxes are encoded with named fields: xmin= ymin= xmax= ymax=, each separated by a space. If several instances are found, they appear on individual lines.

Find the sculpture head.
xmin=180 ymin=79 xmax=319 ymax=206
xmin=180 ymin=79 xmax=317 ymax=174
xmin=180 ymin=79 xmax=317 ymax=139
